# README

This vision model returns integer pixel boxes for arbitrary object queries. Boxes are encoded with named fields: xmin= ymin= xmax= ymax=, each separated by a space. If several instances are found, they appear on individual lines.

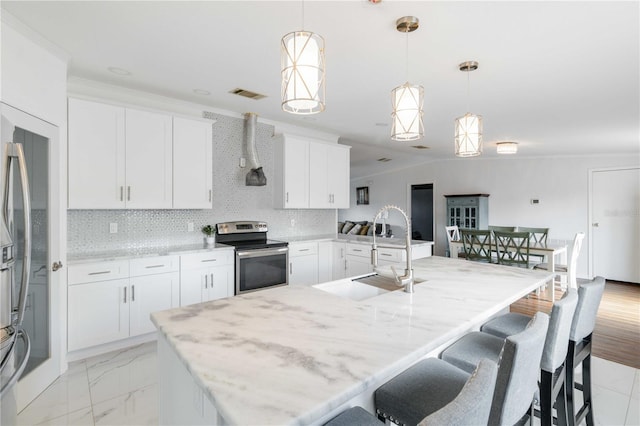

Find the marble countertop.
xmin=67 ymin=243 xmax=234 ymax=264
xmin=151 ymin=256 xmax=551 ymax=425
xmin=335 ymin=234 xmax=434 ymax=246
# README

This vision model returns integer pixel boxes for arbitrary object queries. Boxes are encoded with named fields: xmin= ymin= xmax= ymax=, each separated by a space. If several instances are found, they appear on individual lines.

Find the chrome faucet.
xmin=371 ymin=205 xmax=414 ymax=293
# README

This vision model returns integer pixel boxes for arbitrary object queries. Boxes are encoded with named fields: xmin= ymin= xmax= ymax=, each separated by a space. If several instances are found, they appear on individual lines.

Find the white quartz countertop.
xmin=67 ymin=243 xmax=233 ymax=264
xmin=151 ymin=256 xmax=551 ymax=425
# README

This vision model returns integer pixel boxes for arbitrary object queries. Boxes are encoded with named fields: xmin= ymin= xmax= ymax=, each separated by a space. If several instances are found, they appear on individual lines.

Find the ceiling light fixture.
xmin=193 ymin=89 xmax=211 ymax=96
xmin=107 ymin=67 xmax=131 ymax=76
xmin=454 ymin=61 xmax=482 ymax=157
xmin=391 ymin=16 xmax=424 ymax=141
xmin=281 ymin=1 xmax=325 ymax=115
xmin=497 ymin=141 xmax=518 ymax=154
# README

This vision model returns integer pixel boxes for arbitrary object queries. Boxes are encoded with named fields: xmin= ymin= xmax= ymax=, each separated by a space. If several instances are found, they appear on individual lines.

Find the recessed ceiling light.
xmin=107 ymin=67 xmax=131 ymax=76
xmin=193 ymin=89 xmax=211 ymax=96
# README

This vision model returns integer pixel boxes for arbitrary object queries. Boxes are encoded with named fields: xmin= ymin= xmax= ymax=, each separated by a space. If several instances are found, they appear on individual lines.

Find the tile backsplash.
xmin=67 ymin=112 xmax=336 ymax=256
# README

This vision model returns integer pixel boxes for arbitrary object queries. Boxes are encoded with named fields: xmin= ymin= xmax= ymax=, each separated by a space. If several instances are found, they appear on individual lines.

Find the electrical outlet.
xmin=187 ymin=222 xmax=194 ymax=232
xmin=109 ymin=223 xmax=118 ymax=234
xmin=239 ymin=158 xmax=246 ymax=168
xmin=290 ymin=219 xmax=295 ymax=227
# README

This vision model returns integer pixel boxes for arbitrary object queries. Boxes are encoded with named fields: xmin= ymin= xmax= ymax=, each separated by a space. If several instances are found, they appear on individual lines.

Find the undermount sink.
xmin=313 ymin=278 xmax=390 ymax=301
xmin=313 ymin=274 xmax=425 ymax=301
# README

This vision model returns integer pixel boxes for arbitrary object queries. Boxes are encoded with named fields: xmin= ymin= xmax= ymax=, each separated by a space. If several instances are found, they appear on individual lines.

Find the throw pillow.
xmin=338 ymin=222 xmax=345 ymax=233
xmin=359 ymin=225 xmax=370 ymax=235
xmin=347 ymin=224 xmax=362 ymax=235
xmin=342 ymin=221 xmax=355 ymax=234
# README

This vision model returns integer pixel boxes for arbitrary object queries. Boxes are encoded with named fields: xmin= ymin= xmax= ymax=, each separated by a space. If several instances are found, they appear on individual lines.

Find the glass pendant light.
xmin=391 ymin=16 xmax=424 ymax=141
xmin=454 ymin=61 xmax=483 ymax=157
xmin=281 ymin=1 xmax=325 ymax=115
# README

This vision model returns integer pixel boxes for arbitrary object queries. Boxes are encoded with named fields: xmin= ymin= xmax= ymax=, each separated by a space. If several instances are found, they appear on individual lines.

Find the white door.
xmin=590 ymin=167 xmax=640 ymax=283
xmin=1 ymin=103 xmax=65 ymax=411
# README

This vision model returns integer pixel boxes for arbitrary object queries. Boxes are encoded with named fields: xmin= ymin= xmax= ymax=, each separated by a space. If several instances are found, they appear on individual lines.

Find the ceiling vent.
xmin=230 ymin=88 xmax=267 ymax=100
xmin=377 ymin=158 xmax=392 ymax=162
xmin=411 ymin=145 xmax=430 ymax=149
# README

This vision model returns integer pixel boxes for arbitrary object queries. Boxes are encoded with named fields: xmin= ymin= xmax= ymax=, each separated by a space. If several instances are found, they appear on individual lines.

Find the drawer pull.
xmin=353 ymin=249 xmax=363 ymax=252
xmin=145 ymin=264 xmax=165 ymax=269
xmin=201 ymin=259 xmax=217 ymax=263
xmin=132 ymin=285 xmax=135 ymax=302
xmin=298 ymin=248 xmax=310 ymax=252
xmin=123 ymin=287 xmax=127 ymax=303
xmin=88 ymin=271 xmax=111 ymax=275
xmin=381 ymin=253 xmax=392 ymax=257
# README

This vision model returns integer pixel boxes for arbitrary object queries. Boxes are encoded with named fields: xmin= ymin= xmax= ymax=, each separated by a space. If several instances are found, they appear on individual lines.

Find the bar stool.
xmin=324 ymin=358 xmax=497 ymax=426
xmin=480 ymin=289 xmax=579 ymax=426
xmin=438 ymin=312 xmax=549 ymax=425
xmin=565 ymin=276 xmax=605 ymax=426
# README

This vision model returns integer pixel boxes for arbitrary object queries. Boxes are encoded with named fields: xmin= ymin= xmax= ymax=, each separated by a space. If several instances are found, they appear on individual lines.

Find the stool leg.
xmin=540 ymin=370 xmax=553 ymax=426
xmin=583 ymin=354 xmax=595 ymax=426
xmin=565 ymin=342 xmax=577 ymax=426
xmin=555 ymin=375 xmax=569 ymax=426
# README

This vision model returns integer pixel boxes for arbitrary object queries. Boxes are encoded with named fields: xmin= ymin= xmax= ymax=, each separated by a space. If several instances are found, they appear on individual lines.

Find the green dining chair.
xmin=488 ymin=225 xmax=516 ymax=232
xmin=493 ymin=231 xmax=531 ymax=268
xmin=460 ymin=229 xmax=493 ymax=263
xmin=518 ymin=227 xmax=549 ymax=264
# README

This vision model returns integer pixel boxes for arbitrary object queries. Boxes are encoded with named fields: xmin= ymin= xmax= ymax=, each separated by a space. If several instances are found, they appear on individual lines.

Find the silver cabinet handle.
xmin=127 ymin=186 xmax=131 ymax=201
xmin=298 ymin=248 xmax=310 ymax=252
xmin=329 ymin=194 xmax=332 ymax=203
xmin=209 ymin=190 xmax=212 ymax=202
xmin=52 ymin=261 xmax=63 ymax=272
xmin=120 ymin=186 xmax=124 ymax=201
xmin=123 ymin=287 xmax=127 ymax=303
xmin=341 ymin=248 xmax=344 ymax=257
xmin=145 ymin=264 xmax=165 ymax=269
xmin=353 ymin=249 xmax=363 ymax=252
xmin=210 ymin=273 xmax=214 ymax=286
xmin=289 ymin=262 xmax=293 ymax=275
xmin=201 ymin=259 xmax=217 ymax=263
xmin=381 ymin=253 xmax=393 ymax=257
xmin=204 ymin=274 xmax=208 ymax=289
xmin=131 ymin=285 xmax=135 ymax=302
xmin=89 ymin=270 xmax=111 ymax=275
xmin=592 ymin=223 xmax=599 ymax=227
xmin=286 ymin=192 xmax=289 ymax=203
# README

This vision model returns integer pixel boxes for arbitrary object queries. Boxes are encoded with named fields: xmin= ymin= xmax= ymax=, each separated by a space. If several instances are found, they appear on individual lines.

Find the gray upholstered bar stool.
xmin=438 ymin=312 xmax=549 ymax=425
xmin=324 ymin=358 xmax=497 ymax=426
xmin=565 ymin=276 xmax=605 ymax=426
xmin=480 ymin=289 xmax=579 ymax=426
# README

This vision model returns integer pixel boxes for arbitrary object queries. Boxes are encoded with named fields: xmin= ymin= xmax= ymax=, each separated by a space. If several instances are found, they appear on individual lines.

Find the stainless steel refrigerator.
xmin=0 ymin=139 xmax=32 ymax=425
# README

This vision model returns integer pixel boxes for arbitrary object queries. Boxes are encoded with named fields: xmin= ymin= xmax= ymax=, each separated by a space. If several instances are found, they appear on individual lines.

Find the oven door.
xmin=235 ymin=247 xmax=288 ymax=295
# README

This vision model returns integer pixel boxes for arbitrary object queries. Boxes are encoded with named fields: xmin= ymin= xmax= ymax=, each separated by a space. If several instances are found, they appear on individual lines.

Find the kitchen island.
xmin=151 ymin=256 xmax=552 ymax=425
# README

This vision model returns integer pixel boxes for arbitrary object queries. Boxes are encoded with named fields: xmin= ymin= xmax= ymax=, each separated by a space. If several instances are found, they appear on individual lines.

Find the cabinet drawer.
xmin=130 ymin=255 xmax=179 ymax=277
xmin=377 ymin=247 xmax=403 ymax=263
xmin=180 ymin=250 xmax=233 ymax=269
xmin=447 ymin=197 xmax=478 ymax=207
xmin=68 ymin=260 xmax=129 ymax=285
xmin=346 ymin=244 xmax=370 ymax=258
xmin=289 ymin=242 xmax=318 ymax=257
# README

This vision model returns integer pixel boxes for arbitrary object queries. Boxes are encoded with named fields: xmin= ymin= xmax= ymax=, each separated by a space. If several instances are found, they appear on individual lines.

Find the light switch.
xmin=187 ymin=222 xmax=194 ymax=232
xmin=109 ymin=223 xmax=118 ymax=234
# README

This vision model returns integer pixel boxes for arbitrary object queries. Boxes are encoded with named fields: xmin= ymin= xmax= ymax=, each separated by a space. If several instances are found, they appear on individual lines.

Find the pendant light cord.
xmin=466 ymin=68 xmax=470 ymax=113
xmin=301 ymin=0 xmax=305 ymax=29
xmin=405 ymin=31 xmax=409 ymax=82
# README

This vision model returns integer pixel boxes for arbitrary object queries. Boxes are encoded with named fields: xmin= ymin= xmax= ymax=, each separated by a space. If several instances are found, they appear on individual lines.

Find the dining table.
xmin=448 ymin=238 xmax=568 ymax=301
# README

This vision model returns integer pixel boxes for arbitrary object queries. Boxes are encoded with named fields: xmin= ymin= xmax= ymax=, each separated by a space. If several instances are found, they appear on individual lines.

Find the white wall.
xmin=340 ymin=154 xmax=640 ymax=279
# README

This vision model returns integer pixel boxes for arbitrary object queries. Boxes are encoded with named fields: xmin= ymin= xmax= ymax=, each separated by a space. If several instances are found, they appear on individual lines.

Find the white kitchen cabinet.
xmin=68 ymin=98 xmax=126 ymax=209
xmin=180 ymin=250 xmax=234 ymax=306
xmin=309 ymin=143 xmax=350 ymax=209
xmin=288 ymin=242 xmax=318 ymax=286
xmin=317 ymin=241 xmax=333 ymax=283
xmin=173 ymin=116 xmax=213 ymax=209
xmin=274 ymin=134 xmax=309 ymax=209
xmin=331 ymin=242 xmax=347 ymax=280
xmin=68 ymin=98 xmax=173 ymax=209
xmin=345 ymin=243 xmax=374 ymax=277
xmin=67 ymin=256 xmax=179 ymax=352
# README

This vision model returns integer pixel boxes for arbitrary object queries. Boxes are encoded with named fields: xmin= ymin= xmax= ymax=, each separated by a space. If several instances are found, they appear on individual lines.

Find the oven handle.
xmin=236 ymin=247 xmax=288 ymax=259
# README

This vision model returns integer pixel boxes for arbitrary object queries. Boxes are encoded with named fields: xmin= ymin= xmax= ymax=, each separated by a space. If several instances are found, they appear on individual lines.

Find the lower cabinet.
xmin=331 ymin=242 xmax=347 ymax=280
xmin=179 ymin=250 xmax=234 ymax=306
xmin=67 ymin=256 xmax=179 ymax=352
xmin=345 ymin=243 xmax=374 ymax=277
xmin=289 ymin=242 xmax=319 ymax=286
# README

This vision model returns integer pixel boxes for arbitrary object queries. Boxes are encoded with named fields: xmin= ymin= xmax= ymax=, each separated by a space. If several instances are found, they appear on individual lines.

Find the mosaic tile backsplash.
xmin=67 ymin=112 xmax=336 ymax=256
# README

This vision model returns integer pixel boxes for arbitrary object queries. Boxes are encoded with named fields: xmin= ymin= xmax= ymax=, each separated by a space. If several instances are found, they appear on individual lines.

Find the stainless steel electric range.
xmin=216 ymin=221 xmax=288 ymax=295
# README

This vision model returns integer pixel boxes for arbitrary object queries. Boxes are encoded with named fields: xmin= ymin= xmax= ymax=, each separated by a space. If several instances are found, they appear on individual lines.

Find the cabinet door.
xmin=180 ymin=268 xmax=205 ymax=307
xmin=317 ymin=241 xmax=333 ymax=283
xmin=282 ymin=136 xmax=309 ymax=208
xmin=68 ymin=98 xmax=125 ymax=209
xmin=204 ymin=266 xmax=230 ymax=302
xmin=129 ymin=272 xmax=179 ymax=336
xmin=332 ymin=242 xmax=347 ymax=280
xmin=346 ymin=257 xmax=374 ymax=278
xmin=125 ymin=108 xmax=173 ymax=209
xmin=328 ymin=145 xmax=350 ymax=208
xmin=68 ymin=279 xmax=129 ymax=351
xmin=309 ymin=143 xmax=330 ymax=208
xmin=173 ymin=117 xmax=213 ymax=209
xmin=289 ymin=255 xmax=318 ymax=286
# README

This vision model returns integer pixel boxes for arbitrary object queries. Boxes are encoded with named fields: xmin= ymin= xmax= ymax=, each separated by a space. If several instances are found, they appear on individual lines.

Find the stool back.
xmin=421 ymin=358 xmax=498 ymax=426
xmin=541 ymin=289 xmax=579 ymax=372
xmin=490 ymin=312 xmax=549 ymax=426
xmin=567 ymin=233 xmax=585 ymax=288
xmin=570 ymin=276 xmax=606 ymax=342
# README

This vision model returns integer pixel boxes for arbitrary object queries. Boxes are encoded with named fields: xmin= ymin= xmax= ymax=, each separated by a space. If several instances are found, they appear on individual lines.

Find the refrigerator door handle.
xmin=3 ymin=143 xmax=31 ymax=327
xmin=0 ymin=328 xmax=31 ymax=398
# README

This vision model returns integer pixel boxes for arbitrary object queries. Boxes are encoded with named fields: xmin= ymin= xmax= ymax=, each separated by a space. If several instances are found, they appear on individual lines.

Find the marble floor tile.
xmin=17 ymin=360 xmax=92 ymax=426
xmin=627 ymin=371 xmax=640 ymax=426
xmin=92 ymin=384 xmax=158 ymax=426
xmin=592 ymin=384 xmax=631 ymax=426
xmin=31 ymin=407 xmax=95 ymax=426
xmin=591 ymin=356 xmax=637 ymax=396
xmin=87 ymin=343 xmax=158 ymax=404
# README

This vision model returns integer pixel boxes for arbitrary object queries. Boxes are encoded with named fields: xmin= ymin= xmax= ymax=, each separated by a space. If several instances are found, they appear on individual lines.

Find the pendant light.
xmin=391 ymin=16 xmax=424 ymax=141
xmin=281 ymin=1 xmax=325 ymax=115
xmin=454 ymin=61 xmax=483 ymax=157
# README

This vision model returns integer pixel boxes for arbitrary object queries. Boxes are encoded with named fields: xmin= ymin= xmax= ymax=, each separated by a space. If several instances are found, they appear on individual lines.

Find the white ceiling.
xmin=3 ymin=1 xmax=638 ymax=178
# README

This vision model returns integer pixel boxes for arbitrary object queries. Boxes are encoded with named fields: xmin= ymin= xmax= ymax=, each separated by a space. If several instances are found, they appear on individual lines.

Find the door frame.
xmin=1 ymin=102 xmax=66 ymax=411
xmin=587 ymin=165 xmax=640 ymax=281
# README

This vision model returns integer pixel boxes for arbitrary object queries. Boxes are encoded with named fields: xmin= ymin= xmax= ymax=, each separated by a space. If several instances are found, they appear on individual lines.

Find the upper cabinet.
xmin=68 ymin=98 xmax=213 ymax=209
xmin=274 ymin=134 xmax=350 ymax=209
xmin=172 ymin=117 xmax=213 ymax=209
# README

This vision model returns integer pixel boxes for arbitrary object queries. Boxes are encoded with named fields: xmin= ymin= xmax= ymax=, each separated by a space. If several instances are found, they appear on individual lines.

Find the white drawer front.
xmin=289 ymin=242 xmax=318 ymax=257
xmin=180 ymin=250 xmax=233 ymax=269
xmin=346 ymin=244 xmax=370 ymax=258
xmin=377 ymin=248 xmax=403 ymax=263
xmin=130 ymin=255 xmax=179 ymax=277
xmin=68 ymin=260 xmax=129 ymax=285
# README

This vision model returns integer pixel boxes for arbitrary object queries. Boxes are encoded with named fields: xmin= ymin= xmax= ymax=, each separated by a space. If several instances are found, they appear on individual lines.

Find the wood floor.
xmin=510 ymin=280 xmax=640 ymax=369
